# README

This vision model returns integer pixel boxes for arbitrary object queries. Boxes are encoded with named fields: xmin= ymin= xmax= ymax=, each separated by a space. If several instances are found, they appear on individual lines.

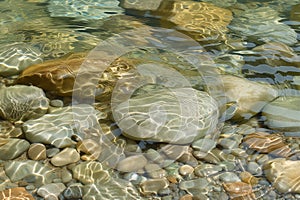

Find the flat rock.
xmin=0 ymin=187 xmax=34 ymax=200
xmin=222 ymin=75 xmax=278 ymax=120
xmin=140 ymin=178 xmax=169 ymax=195
xmin=159 ymin=1 xmax=232 ymax=41
xmin=262 ymin=96 xmax=300 ymax=133
xmin=51 ymin=148 xmax=80 ymax=166
xmin=229 ymin=7 xmax=297 ymax=45
xmin=72 ymin=161 xmax=110 ymax=185
xmin=0 ymin=138 xmax=30 ymax=160
xmin=17 ymin=52 xmax=86 ymax=96
xmin=4 ymin=160 xmax=57 ymax=187
xmin=264 ymin=159 xmax=300 ymax=193
xmin=0 ymin=85 xmax=49 ymax=121
xmin=113 ymin=86 xmax=219 ymax=144
xmin=48 ymin=0 xmax=124 ymax=20
xmin=243 ymin=132 xmax=291 ymax=157
xmin=37 ymin=183 xmax=66 ymax=200
xmin=23 ymin=104 xmax=103 ymax=148
xmin=0 ymin=43 xmax=42 ymax=76
xmin=117 ymin=155 xmax=148 ymax=172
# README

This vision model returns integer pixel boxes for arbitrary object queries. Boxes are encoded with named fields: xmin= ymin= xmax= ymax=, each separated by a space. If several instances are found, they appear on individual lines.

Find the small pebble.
xmin=219 ymin=172 xmax=241 ymax=183
xmin=247 ymin=161 xmax=262 ymax=176
xmin=140 ymin=178 xmax=169 ymax=195
xmin=179 ymin=165 xmax=194 ymax=176
xmin=50 ymin=99 xmax=64 ymax=107
xmin=37 ymin=183 xmax=66 ymax=200
xmin=117 ymin=155 xmax=148 ymax=172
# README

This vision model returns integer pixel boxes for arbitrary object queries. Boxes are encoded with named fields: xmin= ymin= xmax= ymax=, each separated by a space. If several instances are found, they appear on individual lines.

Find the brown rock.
xmin=223 ymin=182 xmax=255 ymax=200
xmin=159 ymin=1 xmax=232 ymax=41
xmin=239 ymin=171 xmax=259 ymax=185
xmin=17 ymin=52 xmax=86 ymax=96
xmin=264 ymin=159 xmax=300 ymax=193
xmin=243 ymin=132 xmax=291 ymax=157
xmin=0 ymin=187 xmax=34 ymax=200
xmin=76 ymin=139 xmax=101 ymax=161
xmin=27 ymin=143 xmax=47 ymax=160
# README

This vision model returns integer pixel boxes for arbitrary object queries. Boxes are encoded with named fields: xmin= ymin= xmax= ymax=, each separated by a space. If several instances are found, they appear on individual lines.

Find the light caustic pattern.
xmin=72 ymin=26 xmax=225 ymax=171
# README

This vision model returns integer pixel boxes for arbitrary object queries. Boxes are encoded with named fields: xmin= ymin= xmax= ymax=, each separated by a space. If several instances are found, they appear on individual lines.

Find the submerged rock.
xmin=23 ymin=104 xmax=103 ymax=148
xmin=0 ymin=138 xmax=30 ymax=160
xmin=160 ymin=1 xmax=233 ymax=41
xmin=50 ymin=148 xmax=80 ymax=166
xmin=113 ymin=86 xmax=219 ymax=144
xmin=0 ymin=187 xmax=34 ymax=200
xmin=0 ymin=43 xmax=42 ymax=76
xmin=229 ymin=7 xmax=297 ymax=45
xmin=264 ymin=159 xmax=300 ymax=193
xmin=262 ymin=96 xmax=300 ymax=133
xmin=4 ymin=160 xmax=57 ymax=187
xmin=17 ymin=52 xmax=86 ymax=96
xmin=242 ymin=132 xmax=291 ymax=157
xmin=37 ymin=183 xmax=66 ymax=200
xmin=48 ymin=0 xmax=124 ymax=21
xmin=222 ymin=75 xmax=278 ymax=120
xmin=119 ymin=0 xmax=163 ymax=11
xmin=82 ymin=179 xmax=142 ymax=200
xmin=0 ymin=85 xmax=49 ymax=121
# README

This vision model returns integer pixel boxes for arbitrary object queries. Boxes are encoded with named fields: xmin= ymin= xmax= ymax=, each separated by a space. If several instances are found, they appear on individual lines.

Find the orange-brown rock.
xmin=239 ymin=171 xmax=259 ymax=185
xmin=264 ymin=159 xmax=300 ymax=193
xmin=159 ymin=1 xmax=233 ymax=41
xmin=243 ymin=132 xmax=291 ymax=157
xmin=0 ymin=187 xmax=34 ymax=200
xmin=223 ymin=182 xmax=255 ymax=200
xmin=17 ymin=52 xmax=87 ymax=96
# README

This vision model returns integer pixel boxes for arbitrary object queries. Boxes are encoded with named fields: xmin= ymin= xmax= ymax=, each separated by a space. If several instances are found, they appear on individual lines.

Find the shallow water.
xmin=0 ymin=0 xmax=300 ymax=199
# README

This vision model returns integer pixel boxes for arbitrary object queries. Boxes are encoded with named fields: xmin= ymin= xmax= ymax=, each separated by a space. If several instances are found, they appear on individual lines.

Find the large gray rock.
xmin=262 ymin=96 xmax=300 ymax=133
xmin=4 ymin=160 xmax=57 ymax=187
xmin=23 ymin=104 xmax=103 ymax=148
xmin=113 ymin=86 xmax=219 ymax=144
xmin=0 ymin=138 xmax=30 ymax=160
xmin=0 ymin=85 xmax=49 ymax=121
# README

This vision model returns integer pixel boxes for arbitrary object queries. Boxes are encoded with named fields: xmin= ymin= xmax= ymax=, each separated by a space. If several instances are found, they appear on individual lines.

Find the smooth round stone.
xmin=0 ymin=187 xmax=35 ymax=200
xmin=76 ymin=139 xmax=101 ymax=161
xmin=218 ymin=138 xmax=238 ymax=149
xmin=51 ymin=148 xmax=80 ymax=167
xmin=63 ymin=184 xmax=83 ymax=200
xmin=179 ymin=165 xmax=194 ymax=176
xmin=23 ymin=104 xmax=103 ymax=148
xmin=145 ymin=164 xmax=166 ymax=179
xmin=194 ymin=164 xmax=222 ymax=177
xmin=179 ymin=178 xmax=209 ymax=194
xmin=0 ymin=85 xmax=49 ymax=121
xmin=180 ymin=194 xmax=193 ymax=200
xmin=145 ymin=149 xmax=164 ymax=164
xmin=37 ymin=183 xmax=66 ymax=200
xmin=27 ymin=143 xmax=47 ymax=160
xmin=262 ymin=96 xmax=300 ymax=133
xmin=4 ymin=160 xmax=57 ymax=187
xmin=222 ymin=75 xmax=278 ymax=120
xmin=0 ymin=43 xmax=42 ymax=77
xmin=192 ymin=138 xmax=216 ymax=153
xmin=0 ymin=138 xmax=30 ymax=160
xmin=60 ymin=169 xmax=73 ymax=183
xmin=117 ymin=155 xmax=148 ymax=172
xmin=177 ymin=152 xmax=198 ymax=167
xmin=50 ymin=99 xmax=63 ymax=107
xmin=140 ymin=178 xmax=169 ymax=195
xmin=72 ymin=161 xmax=110 ymax=185
xmin=219 ymin=172 xmax=241 ymax=183
xmin=46 ymin=148 xmax=60 ymax=158
xmin=114 ymin=87 xmax=219 ymax=144
xmin=247 ymin=162 xmax=262 ymax=176
xmin=264 ymin=159 xmax=300 ymax=193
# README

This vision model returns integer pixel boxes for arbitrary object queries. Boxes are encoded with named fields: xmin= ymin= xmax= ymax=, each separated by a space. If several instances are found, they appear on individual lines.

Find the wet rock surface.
xmin=0 ymin=85 xmax=49 ymax=121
